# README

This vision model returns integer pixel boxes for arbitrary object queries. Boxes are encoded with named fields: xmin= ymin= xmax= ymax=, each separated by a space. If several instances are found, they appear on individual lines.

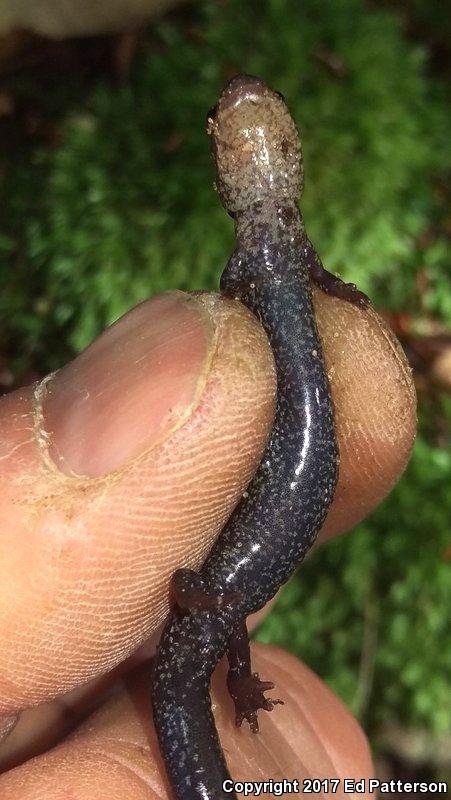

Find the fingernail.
xmin=40 ymin=292 xmax=215 ymax=477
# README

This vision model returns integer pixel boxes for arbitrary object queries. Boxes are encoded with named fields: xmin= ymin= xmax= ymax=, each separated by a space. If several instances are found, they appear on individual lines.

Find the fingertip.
xmin=312 ymin=286 xmax=417 ymax=539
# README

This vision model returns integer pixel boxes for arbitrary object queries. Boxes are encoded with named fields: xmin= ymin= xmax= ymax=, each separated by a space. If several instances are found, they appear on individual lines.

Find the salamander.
xmin=151 ymin=74 xmax=369 ymax=800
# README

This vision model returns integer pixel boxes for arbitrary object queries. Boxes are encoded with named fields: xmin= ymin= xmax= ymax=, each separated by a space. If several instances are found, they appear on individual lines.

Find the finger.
xmin=0 ymin=645 xmax=374 ymax=799
xmin=312 ymin=287 xmax=416 ymax=540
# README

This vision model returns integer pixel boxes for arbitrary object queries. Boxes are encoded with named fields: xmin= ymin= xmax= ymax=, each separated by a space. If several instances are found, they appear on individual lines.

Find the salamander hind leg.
xmin=171 ymin=568 xmax=242 ymax=612
xmin=227 ymin=621 xmax=283 ymax=733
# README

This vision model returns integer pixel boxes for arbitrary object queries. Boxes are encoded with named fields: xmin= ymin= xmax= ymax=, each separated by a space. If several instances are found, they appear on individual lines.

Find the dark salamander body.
xmin=152 ymin=75 xmax=368 ymax=800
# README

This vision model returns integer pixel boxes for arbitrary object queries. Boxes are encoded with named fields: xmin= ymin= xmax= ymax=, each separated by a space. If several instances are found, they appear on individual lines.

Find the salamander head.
xmin=207 ymin=74 xmax=303 ymax=215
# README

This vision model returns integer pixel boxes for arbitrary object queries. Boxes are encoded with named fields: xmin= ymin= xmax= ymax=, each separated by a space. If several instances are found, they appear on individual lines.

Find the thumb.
xmin=0 ymin=291 xmax=276 ymax=715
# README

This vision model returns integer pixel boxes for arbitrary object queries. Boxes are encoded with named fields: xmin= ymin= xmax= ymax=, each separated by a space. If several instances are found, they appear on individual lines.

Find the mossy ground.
xmin=1 ymin=0 xmax=450 ymax=777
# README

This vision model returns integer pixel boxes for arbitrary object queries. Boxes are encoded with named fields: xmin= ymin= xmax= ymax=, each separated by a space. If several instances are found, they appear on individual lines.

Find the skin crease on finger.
xmin=0 ymin=286 xmax=415 ymax=723
xmin=0 ymin=647 xmax=374 ymax=799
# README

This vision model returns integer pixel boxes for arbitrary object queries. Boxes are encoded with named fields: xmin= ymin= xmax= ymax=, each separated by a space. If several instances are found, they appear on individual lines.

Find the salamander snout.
xmin=218 ymin=74 xmax=268 ymax=108
xmin=208 ymin=73 xmax=303 ymax=214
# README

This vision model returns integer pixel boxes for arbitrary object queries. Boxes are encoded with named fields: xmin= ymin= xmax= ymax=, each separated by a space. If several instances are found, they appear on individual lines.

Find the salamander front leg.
xmin=303 ymin=236 xmax=370 ymax=308
xmin=227 ymin=621 xmax=283 ymax=733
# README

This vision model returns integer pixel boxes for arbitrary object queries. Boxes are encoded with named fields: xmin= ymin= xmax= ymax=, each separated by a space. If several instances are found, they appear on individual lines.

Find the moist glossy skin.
xmin=151 ymin=75 xmax=359 ymax=800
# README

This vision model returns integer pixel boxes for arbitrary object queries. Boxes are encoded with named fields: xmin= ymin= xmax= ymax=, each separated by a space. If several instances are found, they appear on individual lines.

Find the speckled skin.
xmin=152 ymin=75 xmax=354 ymax=800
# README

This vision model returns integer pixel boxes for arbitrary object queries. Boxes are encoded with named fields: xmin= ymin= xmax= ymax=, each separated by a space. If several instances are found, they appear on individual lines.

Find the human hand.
xmin=0 ymin=288 xmax=416 ymax=797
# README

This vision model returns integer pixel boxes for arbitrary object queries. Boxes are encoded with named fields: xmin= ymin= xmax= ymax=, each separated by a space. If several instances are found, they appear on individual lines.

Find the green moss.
xmin=2 ymin=0 xmax=450 ymax=366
